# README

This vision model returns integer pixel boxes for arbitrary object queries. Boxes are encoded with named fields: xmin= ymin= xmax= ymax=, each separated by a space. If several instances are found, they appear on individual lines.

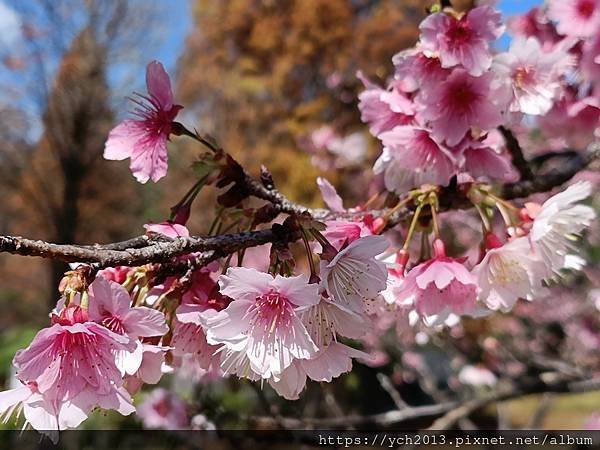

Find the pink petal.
xmin=218 ymin=267 xmax=273 ymax=302
xmin=316 ymin=177 xmax=344 ymax=212
xmin=146 ymin=60 xmax=173 ymax=110
xmin=129 ymin=134 xmax=169 ymax=184
xmin=271 ymin=273 xmax=320 ymax=308
xmin=88 ymin=278 xmax=131 ymax=321
xmin=123 ymin=307 xmax=168 ymax=337
xmin=104 ymin=120 xmax=144 ymax=160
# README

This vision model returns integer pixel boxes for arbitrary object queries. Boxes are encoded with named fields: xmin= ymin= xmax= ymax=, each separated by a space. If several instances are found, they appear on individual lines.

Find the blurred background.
xmin=0 ymin=0 xmax=598 ymax=433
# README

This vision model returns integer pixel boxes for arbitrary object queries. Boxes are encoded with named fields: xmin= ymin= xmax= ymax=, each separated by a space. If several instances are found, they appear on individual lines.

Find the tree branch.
xmin=499 ymin=126 xmax=534 ymax=181
xmin=0 ymin=227 xmax=298 ymax=269
xmin=249 ymin=374 xmax=600 ymax=429
xmin=0 ymin=145 xmax=597 ymax=269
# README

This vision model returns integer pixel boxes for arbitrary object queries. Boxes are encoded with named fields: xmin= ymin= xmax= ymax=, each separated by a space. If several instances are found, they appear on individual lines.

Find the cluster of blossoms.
xmin=358 ymin=0 xmax=599 ymax=192
xmin=0 ymin=0 xmax=598 ymax=436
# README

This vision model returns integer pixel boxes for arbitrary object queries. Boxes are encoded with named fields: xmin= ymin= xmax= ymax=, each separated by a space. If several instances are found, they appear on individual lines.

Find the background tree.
xmin=177 ymin=0 xmax=426 ymax=207
xmin=0 ymin=0 xmax=166 ymax=309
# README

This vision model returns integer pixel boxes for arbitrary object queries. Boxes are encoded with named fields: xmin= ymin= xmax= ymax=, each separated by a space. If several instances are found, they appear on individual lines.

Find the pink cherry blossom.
xmin=506 ymin=7 xmax=561 ymax=47
xmin=171 ymin=313 xmax=221 ymax=373
xmin=456 ymin=134 xmax=518 ymax=182
xmin=301 ymin=297 xmax=370 ymax=348
xmin=125 ymin=344 xmax=170 ymax=394
xmin=376 ymin=125 xmax=457 ymax=192
xmin=393 ymin=49 xmax=449 ymax=92
xmin=530 ymin=182 xmax=595 ymax=278
xmin=104 ymin=61 xmax=182 ymax=183
xmin=321 ymin=219 xmax=372 ymax=251
xmin=137 ymin=388 xmax=188 ymax=430
xmin=357 ymin=72 xmax=415 ymax=136
xmin=493 ymin=37 xmax=573 ymax=115
xmin=419 ymin=69 xmax=504 ymax=146
xmin=320 ymin=235 xmax=389 ymax=314
xmin=473 ymin=236 xmax=547 ymax=312
xmin=97 ymin=266 xmax=131 ymax=284
xmin=269 ymin=342 xmax=368 ymax=400
xmin=267 ymin=297 xmax=371 ymax=400
xmin=88 ymin=277 xmax=168 ymax=339
xmin=393 ymin=240 xmax=479 ymax=324
xmin=13 ymin=306 xmax=135 ymax=410
xmin=547 ymin=0 xmax=600 ymax=38
xmin=0 ymin=382 xmax=88 ymax=436
xmin=171 ymin=270 xmax=227 ymax=372
xmin=205 ymin=267 xmax=320 ymax=378
xmin=538 ymin=94 xmax=600 ymax=149
xmin=419 ymin=5 xmax=504 ymax=76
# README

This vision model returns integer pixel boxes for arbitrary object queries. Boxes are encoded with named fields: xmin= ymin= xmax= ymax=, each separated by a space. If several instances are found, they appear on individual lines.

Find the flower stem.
xmin=402 ymin=202 xmax=424 ymax=251
xmin=429 ymin=196 xmax=441 ymax=239
xmin=300 ymin=227 xmax=317 ymax=279
xmin=80 ymin=291 xmax=89 ymax=310
xmin=474 ymin=203 xmax=492 ymax=232
xmin=174 ymin=122 xmax=219 ymax=152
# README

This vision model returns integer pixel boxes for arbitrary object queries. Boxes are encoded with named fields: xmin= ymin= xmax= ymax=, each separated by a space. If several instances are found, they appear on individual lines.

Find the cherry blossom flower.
xmin=493 ymin=37 xmax=573 ymax=116
xmin=137 ymin=388 xmax=188 ymax=430
xmin=393 ymin=240 xmax=479 ymax=325
xmin=0 ymin=382 xmax=88 ymax=437
xmin=473 ymin=235 xmax=547 ymax=312
xmin=456 ymin=134 xmax=518 ymax=182
xmin=419 ymin=5 xmax=504 ymax=76
xmin=393 ymin=49 xmax=449 ymax=92
xmin=205 ymin=268 xmax=320 ymax=378
xmin=376 ymin=125 xmax=457 ymax=192
xmin=269 ymin=342 xmax=368 ymax=400
xmin=506 ymin=7 xmax=561 ymax=47
xmin=86 ymin=277 xmax=167 ymax=377
xmin=171 ymin=317 xmax=221 ymax=373
xmin=125 ymin=344 xmax=171 ymax=394
xmin=530 ymin=182 xmax=595 ymax=278
xmin=320 ymin=235 xmax=389 ymax=314
xmin=7 ymin=306 xmax=137 ymax=432
xmin=268 ymin=298 xmax=370 ymax=400
xmin=419 ymin=69 xmax=504 ymax=146
xmin=357 ymin=72 xmax=415 ymax=136
xmin=306 ymin=125 xmax=338 ymax=151
xmin=321 ymin=220 xmax=372 ymax=251
xmin=104 ymin=61 xmax=182 ymax=183
xmin=301 ymin=298 xmax=370 ymax=349
xmin=88 ymin=277 xmax=168 ymax=339
xmin=538 ymin=94 xmax=600 ymax=149
xmin=170 ymin=268 xmax=228 ymax=373
xmin=547 ymin=0 xmax=600 ymax=39
xmin=97 ymin=266 xmax=131 ymax=284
